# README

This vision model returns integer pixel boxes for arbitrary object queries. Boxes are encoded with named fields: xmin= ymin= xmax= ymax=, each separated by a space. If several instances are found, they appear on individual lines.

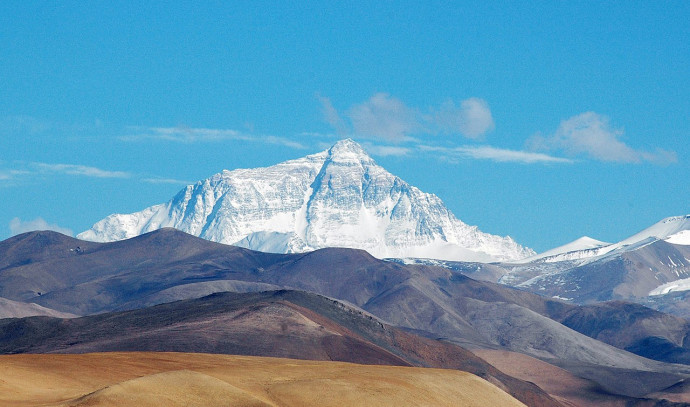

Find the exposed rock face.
xmin=78 ymin=139 xmax=533 ymax=262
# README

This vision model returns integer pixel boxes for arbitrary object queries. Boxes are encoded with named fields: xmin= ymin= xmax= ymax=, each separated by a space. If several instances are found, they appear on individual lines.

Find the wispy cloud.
xmin=0 ymin=169 xmax=32 ymax=186
xmin=0 ymin=115 xmax=51 ymax=135
xmin=3 ymin=161 xmax=194 ymax=187
xmin=319 ymin=93 xmax=496 ymax=141
xmin=361 ymin=143 xmax=413 ymax=157
xmin=121 ymin=126 xmax=307 ymax=149
xmin=261 ymin=135 xmax=307 ymax=149
xmin=343 ymin=140 xmax=569 ymax=164
xmin=34 ymin=163 xmax=131 ymax=178
xmin=317 ymin=94 xmax=348 ymax=135
xmin=527 ymin=112 xmax=677 ymax=164
xmin=0 ymin=115 xmax=110 ymax=143
xmin=9 ymin=217 xmax=73 ymax=236
xmin=141 ymin=177 xmax=193 ymax=185
xmin=122 ymin=126 xmax=241 ymax=143
xmin=420 ymin=145 xmax=573 ymax=164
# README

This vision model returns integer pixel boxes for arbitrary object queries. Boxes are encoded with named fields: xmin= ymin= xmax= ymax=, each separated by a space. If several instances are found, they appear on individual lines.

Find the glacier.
xmin=78 ymin=139 xmax=534 ymax=262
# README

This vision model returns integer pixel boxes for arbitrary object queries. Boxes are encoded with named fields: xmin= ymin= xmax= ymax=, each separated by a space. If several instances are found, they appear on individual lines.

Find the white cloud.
xmin=420 ymin=145 xmax=573 ymax=164
xmin=321 ymin=94 xmax=496 ymax=141
xmin=315 ymin=94 xmax=571 ymax=165
xmin=435 ymin=98 xmax=495 ymax=139
xmin=121 ymin=126 xmax=306 ymax=149
xmin=528 ymin=112 xmax=677 ymax=164
xmin=9 ymin=217 xmax=73 ymax=236
xmin=34 ymin=163 xmax=131 ymax=178
xmin=347 ymin=93 xmax=421 ymax=141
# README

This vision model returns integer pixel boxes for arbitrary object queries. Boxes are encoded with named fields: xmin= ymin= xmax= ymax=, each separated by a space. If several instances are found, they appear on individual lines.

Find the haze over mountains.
xmin=78 ymin=139 xmax=533 ymax=262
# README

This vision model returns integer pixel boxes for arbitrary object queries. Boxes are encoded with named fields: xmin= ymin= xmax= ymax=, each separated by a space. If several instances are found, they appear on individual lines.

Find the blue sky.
xmin=1 ymin=1 xmax=688 ymax=252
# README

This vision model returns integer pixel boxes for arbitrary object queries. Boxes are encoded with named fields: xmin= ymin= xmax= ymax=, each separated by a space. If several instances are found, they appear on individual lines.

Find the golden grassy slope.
xmin=0 ymin=352 xmax=526 ymax=407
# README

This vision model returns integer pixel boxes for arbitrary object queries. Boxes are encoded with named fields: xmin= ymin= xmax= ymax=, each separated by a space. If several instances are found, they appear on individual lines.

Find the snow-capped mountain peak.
xmin=327 ymin=138 xmax=373 ymax=163
xmin=520 ymin=215 xmax=690 ymax=265
xmin=78 ymin=139 xmax=534 ymax=262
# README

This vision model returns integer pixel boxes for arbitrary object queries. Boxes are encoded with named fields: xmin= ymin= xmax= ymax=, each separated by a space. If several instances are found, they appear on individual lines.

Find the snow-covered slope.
xmin=78 ymin=139 xmax=533 ymax=262
xmin=613 ymin=215 xmax=690 ymax=250
xmin=518 ymin=236 xmax=611 ymax=263
xmin=519 ymin=215 xmax=690 ymax=265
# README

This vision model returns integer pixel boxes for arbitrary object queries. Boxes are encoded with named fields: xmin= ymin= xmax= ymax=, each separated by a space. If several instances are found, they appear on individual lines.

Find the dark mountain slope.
xmin=0 ymin=229 xmax=285 ymax=313
xmin=2 ymin=229 xmax=690 ymax=399
xmin=0 ymin=289 xmax=565 ymax=407
xmin=553 ymin=301 xmax=690 ymax=365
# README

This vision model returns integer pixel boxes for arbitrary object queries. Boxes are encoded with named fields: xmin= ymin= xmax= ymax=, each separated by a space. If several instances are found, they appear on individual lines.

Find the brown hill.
xmin=0 ymin=352 xmax=527 ymax=407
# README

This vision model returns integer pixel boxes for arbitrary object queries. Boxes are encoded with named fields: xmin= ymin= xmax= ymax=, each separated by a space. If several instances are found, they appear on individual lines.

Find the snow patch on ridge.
xmin=614 ymin=215 xmax=690 ymax=249
xmin=666 ymin=230 xmax=690 ymax=245
xmin=649 ymin=277 xmax=690 ymax=296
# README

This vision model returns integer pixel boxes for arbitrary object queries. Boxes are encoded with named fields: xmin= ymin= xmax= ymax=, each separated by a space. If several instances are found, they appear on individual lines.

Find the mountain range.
xmin=3 ymin=229 xmax=690 ymax=405
xmin=78 ymin=139 xmax=533 ymax=262
xmin=74 ymin=139 xmax=690 ymax=315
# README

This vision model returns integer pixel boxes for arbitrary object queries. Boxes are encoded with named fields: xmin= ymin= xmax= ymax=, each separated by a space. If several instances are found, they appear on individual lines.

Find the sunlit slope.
xmin=0 ymin=352 xmax=525 ymax=407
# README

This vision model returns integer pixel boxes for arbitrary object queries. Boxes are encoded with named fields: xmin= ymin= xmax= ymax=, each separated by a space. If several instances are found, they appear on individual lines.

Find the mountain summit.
xmin=78 ymin=139 xmax=533 ymax=261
